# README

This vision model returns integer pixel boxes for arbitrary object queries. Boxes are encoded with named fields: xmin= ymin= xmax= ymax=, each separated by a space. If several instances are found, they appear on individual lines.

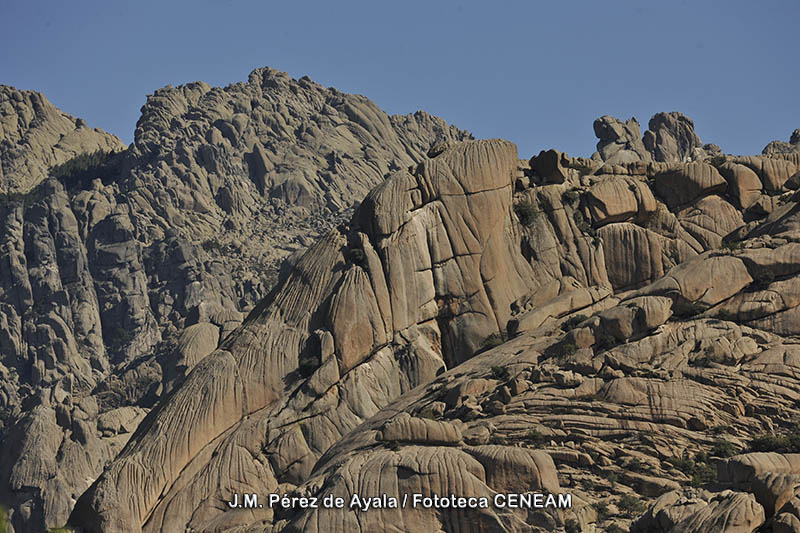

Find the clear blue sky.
xmin=2 ymin=0 xmax=798 ymax=158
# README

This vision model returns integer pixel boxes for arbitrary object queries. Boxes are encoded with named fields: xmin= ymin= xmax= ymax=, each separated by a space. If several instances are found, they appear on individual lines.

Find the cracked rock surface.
xmin=3 ymin=67 xmax=800 ymax=533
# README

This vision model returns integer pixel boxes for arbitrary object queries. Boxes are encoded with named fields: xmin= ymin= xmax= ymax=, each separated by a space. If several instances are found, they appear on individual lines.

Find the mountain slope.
xmin=71 ymin=118 xmax=800 ymax=532
xmin=0 ymin=69 xmax=470 ymax=532
xmin=3 ymin=66 xmax=800 ymax=533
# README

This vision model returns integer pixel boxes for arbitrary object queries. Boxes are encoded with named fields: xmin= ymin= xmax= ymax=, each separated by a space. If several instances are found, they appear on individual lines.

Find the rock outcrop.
xmin=763 ymin=129 xmax=800 ymax=155
xmin=643 ymin=111 xmax=705 ymax=163
xmin=3 ymin=68 xmax=800 ymax=533
xmin=0 ymin=86 xmax=124 ymax=193
xmin=65 ymin=113 xmax=800 ymax=532
xmin=0 ymin=70 xmax=470 ymax=532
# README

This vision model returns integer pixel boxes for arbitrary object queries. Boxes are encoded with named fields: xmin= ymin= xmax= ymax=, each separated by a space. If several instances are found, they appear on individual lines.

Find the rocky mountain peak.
xmin=593 ymin=110 xmax=718 ymax=165
xmin=0 ymin=85 xmax=124 ymax=193
xmin=763 ymin=127 xmax=800 ymax=155
xmin=4 ymin=66 xmax=800 ymax=533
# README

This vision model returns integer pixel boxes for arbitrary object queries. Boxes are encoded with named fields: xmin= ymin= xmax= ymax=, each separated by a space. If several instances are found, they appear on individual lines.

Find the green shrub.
xmin=595 ymin=332 xmax=617 ymax=350
xmin=477 ymin=333 xmax=507 ymax=356
xmin=695 ymin=346 xmax=736 ymax=367
xmin=711 ymin=440 xmax=737 ymax=458
xmin=716 ymin=309 xmax=736 ymax=321
xmin=562 ymin=314 xmax=588 ymax=331
xmin=562 ymin=189 xmax=580 ymax=205
xmin=564 ymin=519 xmax=580 ymax=533
xmin=552 ymin=341 xmax=577 ymax=358
xmin=593 ymin=501 xmax=610 ymax=521
xmin=749 ymin=431 xmax=800 ymax=454
xmin=721 ymin=240 xmax=744 ymax=251
xmin=201 ymin=239 xmax=224 ymax=254
xmin=514 ymin=199 xmax=539 ymax=226
xmin=691 ymin=462 xmax=717 ymax=487
xmin=706 ymin=155 xmax=727 ymax=168
xmin=573 ymin=211 xmax=595 ymax=236
xmin=676 ymin=301 xmax=709 ymax=318
xmin=524 ymin=430 xmax=550 ymax=447
xmin=618 ymin=494 xmax=647 ymax=517
xmin=49 ymin=149 xmax=122 ymax=190
xmin=626 ymin=457 xmax=646 ymax=473
xmin=0 ymin=190 xmax=37 ymax=209
xmin=107 ymin=327 xmax=136 ymax=350
xmin=752 ymin=270 xmax=775 ymax=289
xmin=490 ymin=364 xmax=510 ymax=380
xmin=668 ymin=451 xmax=717 ymax=487
xmin=605 ymin=526 xmax=626 ymax=533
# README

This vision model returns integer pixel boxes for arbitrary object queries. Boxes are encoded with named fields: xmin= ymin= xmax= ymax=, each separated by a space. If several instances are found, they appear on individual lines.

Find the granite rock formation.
xmin=2 ymin=67 xmax=800 ymax=533
xmin=0 ymin=69 xmax=470 ymax=532
xmin=0 ymin=86 xmax=125 ymax=194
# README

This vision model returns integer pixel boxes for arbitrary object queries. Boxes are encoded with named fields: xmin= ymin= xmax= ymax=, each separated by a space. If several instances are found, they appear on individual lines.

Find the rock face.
xmin=0 ymin=86 xmax=125 ymax=193
xmin=3 ymin=70 xmax=800 ymax=533
xmin=763 ymin=129 xmax=800 ymax=155
xmin=0 ymin=70 xmax=470 ymax=532
xmin=643 ymin=111 xmax=704 ymax=163
xmin=70 ymin=138 xmax=538 ymax=532
xmin=593 ymin=115 xmax=652 ymax=164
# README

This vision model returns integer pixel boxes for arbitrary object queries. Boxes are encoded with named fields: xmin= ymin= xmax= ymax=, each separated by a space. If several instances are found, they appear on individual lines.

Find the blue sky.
xmin=2 ymin=0 xmax=798 ymax=158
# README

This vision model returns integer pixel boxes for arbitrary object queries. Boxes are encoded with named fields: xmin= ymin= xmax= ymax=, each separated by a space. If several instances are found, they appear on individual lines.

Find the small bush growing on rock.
xmin=416 ymin=405 xmax=439 ymax=420
xmin=749 ymin=431 xmax=800 ymax=454
xmin=562 ymin=189 xmax=580 ymax=205
xmin=0 ymin=190 xmax=37 ymax=209
xmin=593 ymin=501 xmax=610 ymax=521
xmin=706 ymin=155 xmax=727 ymax=169
xmin=595 ymin=332 xmax=618 ymax=350
xmin=49 ymin=149 xmax=122 ymax=190
xmin=572 ymin=211 xmax=596 ymax=237
xmin=721 ymin=240 xmax=744 ymax=251
xmin=711 ymin=440 xmax=737 ymax=458
xmin=552 ymin=341 xmax=577 ymax=359
xmin=201 ymin=238 xmax=224 ymax=254
xmin=564 ymin=519 xmax=580 ymax=533
xmin=695 ymin=347 xmax=736 ymax=367
xmin=752 ymin=270 xmax=775 ymax=289
xmin=676 ymin=301 xmax=709 ymax=318
xmin=690 ymin=462 xmax=717 ymax=487
xmin=618 ymin=494 xmax=647 ymax=517
xmin=626 ymin=457 xmax=646 ymax=473
xmin=482 ymin=333 xmax=505 ymax=350
xmin=716 ymin=309 xmax=736 ymax=321
xmin=668 ymin=452 xmax=717 ymax=487
xmin=605 ymin=525 xmax=626 ymax=533
xmin=107 ymin=327 xmax=135 ymax=350
xmin=488 ymin=434 xmax=509 ymax=445
xmin=514 ymin=199 xmax=539 ymax=226
xmin=490 ymin=365 xmax=510 ymax=380
xmin=562 ymin=314 xmax=588 ymax=331
xmin=524 ymin=429 xmax=550 ymax=447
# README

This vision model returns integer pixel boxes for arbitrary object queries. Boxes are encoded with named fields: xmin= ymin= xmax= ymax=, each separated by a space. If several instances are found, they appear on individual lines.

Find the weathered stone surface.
xmin=69 ymin=139 xmax=540 ymax=532
xmin=0 ymin=71 xmax=471 ymax=532
xmin=6 ymin=83 xmax=800 ymax=533
xmin=644 ymin=112 xmax=704 ymax=163
xmin=594 ymin=115 xmax=652 ymax=164
xmin=632 ymin=489 xmax=765 ymax=533
xmin=0 ymin=86 xmax=125 ymax=193
xmin=653 ymin=162 xmax=727 ymax=209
